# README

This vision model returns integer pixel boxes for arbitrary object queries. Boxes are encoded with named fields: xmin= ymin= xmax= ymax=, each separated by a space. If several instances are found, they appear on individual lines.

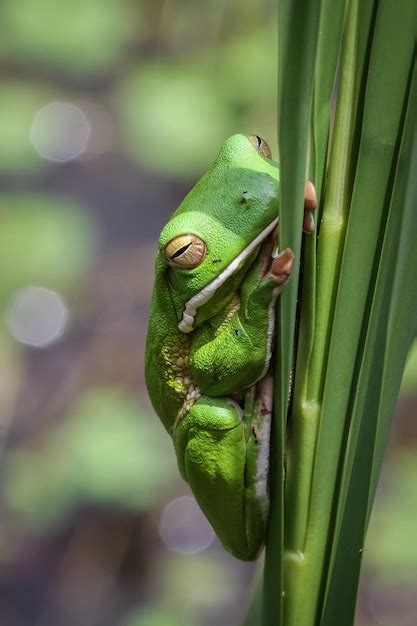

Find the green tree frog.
xmin=145 ymin=134 xmax=315 ymax=560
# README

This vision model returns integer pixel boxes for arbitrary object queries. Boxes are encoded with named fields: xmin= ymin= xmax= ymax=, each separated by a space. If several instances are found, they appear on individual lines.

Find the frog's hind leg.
xmin=242 ymin=373 xmax=273 ymax=526
xmin=173 ymin=375 xmax=273 ymax=561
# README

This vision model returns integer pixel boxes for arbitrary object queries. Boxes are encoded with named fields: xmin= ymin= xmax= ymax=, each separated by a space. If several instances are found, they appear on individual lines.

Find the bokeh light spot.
xmin=30 ymin=101 xmax=90 ymax=162
xmin=6 ymin=285 xmax=69 ymax=348
xmin=159 ymin=495 xmax=214 ymax=554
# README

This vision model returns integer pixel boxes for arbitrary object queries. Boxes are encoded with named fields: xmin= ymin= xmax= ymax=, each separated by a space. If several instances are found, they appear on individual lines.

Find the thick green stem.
xmin=263 ymin=2 xmax=322 ymax=624
xmin=284 ymin=1 xmax=417 ymax=624
xmin=284 ymin=0 xmax=359 ymax=565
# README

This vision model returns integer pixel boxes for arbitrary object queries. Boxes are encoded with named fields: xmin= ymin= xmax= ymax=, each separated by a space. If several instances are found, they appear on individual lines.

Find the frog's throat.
xmin=178 ymin=217 xmax=279 ymax=333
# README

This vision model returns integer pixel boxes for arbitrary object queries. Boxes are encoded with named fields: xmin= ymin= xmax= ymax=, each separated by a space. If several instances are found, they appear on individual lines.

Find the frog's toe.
xmin=270 ymin=247 xmax=294 ymax=285
xmin=303 ymin=180 xmax=317 ymax=234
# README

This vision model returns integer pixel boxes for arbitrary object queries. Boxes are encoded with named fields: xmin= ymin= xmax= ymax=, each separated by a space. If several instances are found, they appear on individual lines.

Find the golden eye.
xmin=164 ymin=234 xmax=207 ymax=269
xmin=247 ymin=134 xmax=272 ymax=159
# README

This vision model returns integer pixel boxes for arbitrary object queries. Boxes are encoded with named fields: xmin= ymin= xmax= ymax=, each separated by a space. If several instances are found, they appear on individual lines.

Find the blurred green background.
xmin=0 ymin=2 xmax=415 ymax=625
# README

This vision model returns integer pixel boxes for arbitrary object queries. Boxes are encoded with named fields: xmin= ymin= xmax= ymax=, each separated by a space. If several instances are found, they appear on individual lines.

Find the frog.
xmin=145 ymin=133 xmax=316 ymax=560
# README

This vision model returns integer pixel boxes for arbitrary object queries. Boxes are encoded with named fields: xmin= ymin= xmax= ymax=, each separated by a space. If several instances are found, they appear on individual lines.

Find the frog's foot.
xmin=303 ymin=180 xmax=317 ymax=234
xmin=270 ymin=247 xmax=294 ymax=286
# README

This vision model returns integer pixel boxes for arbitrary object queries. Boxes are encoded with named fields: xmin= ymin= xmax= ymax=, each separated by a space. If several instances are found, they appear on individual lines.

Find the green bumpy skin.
xmin=145 ymin=134 xmax=290 ymax=560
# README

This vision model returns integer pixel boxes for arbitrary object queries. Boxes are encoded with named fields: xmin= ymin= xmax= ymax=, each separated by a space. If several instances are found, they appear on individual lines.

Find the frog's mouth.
xmin=178 ymin=217 xmax=279 ymax=333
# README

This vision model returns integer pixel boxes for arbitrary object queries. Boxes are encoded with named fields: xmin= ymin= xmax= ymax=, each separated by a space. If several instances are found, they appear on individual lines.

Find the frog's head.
xmin=157 ymin=133 xmax=280 ymax=333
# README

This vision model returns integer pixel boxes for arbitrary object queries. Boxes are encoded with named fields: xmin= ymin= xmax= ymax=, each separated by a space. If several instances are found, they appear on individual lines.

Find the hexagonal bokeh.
xmin=6 ymin=285 xmax=69 ymax=348
xmin=159 ymin=495 xmax=214 ymax=555
xmin=30 ymin=101 xmax=90 ymax=162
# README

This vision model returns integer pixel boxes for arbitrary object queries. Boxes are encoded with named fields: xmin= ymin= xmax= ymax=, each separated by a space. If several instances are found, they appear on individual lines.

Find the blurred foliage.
xmin=0 ymin=194 xmax=96 ymax=302
xmin=117 ymin=61 xmax=233 ymax=178
xmin=152 ymin=552 xmax=248 ymax=626
xmin=116 ymin=27 xmax=277 ymax=178
xmin=1 ymin=1 xmax=277 ymax=179
xmin=120 ymin=608 xmax=191 ymax=626
xmin=4 ymin=388 xmax=175 ymax=530
xmin=0 ymin=1 xmax=414 ymax=625
xmin=0 ymin=82 xmax=56 ymax=173
xmin=0 ymin=0 xmax=139 ymax=76
xmin=366 ymin=450 xmax=417 ymax=585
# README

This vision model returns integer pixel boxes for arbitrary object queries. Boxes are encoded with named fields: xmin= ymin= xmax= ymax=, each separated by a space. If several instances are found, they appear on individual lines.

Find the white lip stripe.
xmin=178 ymin=217 xmax=278 ymax=333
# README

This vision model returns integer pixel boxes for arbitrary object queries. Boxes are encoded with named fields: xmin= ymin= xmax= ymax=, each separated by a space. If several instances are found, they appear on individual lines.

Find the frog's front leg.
xmin=190 ymin=247 xmax=294 ymax=396
xmin=173 ymin=375 xmax=273 ymax=561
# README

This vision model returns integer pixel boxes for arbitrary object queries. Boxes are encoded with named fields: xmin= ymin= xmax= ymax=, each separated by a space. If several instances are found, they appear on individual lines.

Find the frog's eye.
xmin=164 ymin=234 xmax=207 ymax=269
xmin=247 ymin=134 xmax=272 ymax=159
